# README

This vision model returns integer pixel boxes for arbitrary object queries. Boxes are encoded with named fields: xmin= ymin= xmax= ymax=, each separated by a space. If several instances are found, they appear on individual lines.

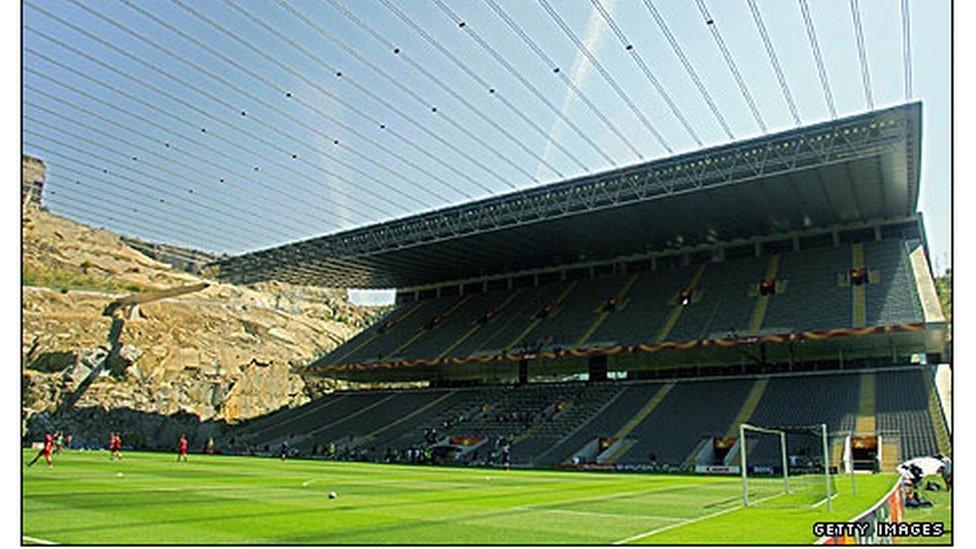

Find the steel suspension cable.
xmin=798 ymin=0 xmax=837 ymax=118
xmin=745 ymin=0 xmax=801 ymax=126
xmin=24 ymin=93 xmax=338 ymax=233
xmin=848 ymin=0 xmax=874 ymax=109
xmin=480 ymin=0 xmax=643 ymax=160
xmin=44 ymin=191 xmax=229 ymax=253
xmin=694 ymin=0 xmax=766 ymax=133
xmin=374 ymin=0 xmax=593 ymax=174
xmin=430 ymin=0 xmax=607 ymax=169
xmin=900 ymin=0 xmax=913 ymax=99
xmin=54 ymin=0 xmax=447 ymax=208
xmin=587 ymin=0 xmax=703 ymax=146
xmin=24 ymin=30 xmax=418 ymax=223
xmin=165 ymin=0 xmax=509 ymax=194
xmin=23 ymin=75 xmax=347 ymax=229
xmin=23 ymin=133 xmax=299 ymax=242
xmin=537 ymin=0 xmax=673 ymax=152
xmin=223 ymin=0 xmax=552 ymax=184
xmin=43 ymin=173 xmax=251 ymax=251
xmin=640 ymin=0 xmax=734 ymax=140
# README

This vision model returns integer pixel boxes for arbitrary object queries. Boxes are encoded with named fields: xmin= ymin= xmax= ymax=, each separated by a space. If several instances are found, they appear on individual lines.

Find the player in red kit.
xmin=178 ymin=434 xmax=189 ymax=462
xmin=109 ymin=432 xmax=123 ymax=460
xmin=28 ymin=432 xmax=55 ymax=468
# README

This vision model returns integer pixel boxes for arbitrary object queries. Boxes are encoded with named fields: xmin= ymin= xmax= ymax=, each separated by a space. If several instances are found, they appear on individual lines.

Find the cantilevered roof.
xmin=212 ymin=102 xmax=922 ymax=289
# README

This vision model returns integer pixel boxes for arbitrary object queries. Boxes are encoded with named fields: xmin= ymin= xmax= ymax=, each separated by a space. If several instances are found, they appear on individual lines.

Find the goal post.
xmin=739 ymin=422 xmax=834 ymax=511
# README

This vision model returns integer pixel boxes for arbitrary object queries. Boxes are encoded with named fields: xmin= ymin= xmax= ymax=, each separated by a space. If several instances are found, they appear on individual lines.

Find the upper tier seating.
xmin=319 ymin=238 xmax=927 ymax=368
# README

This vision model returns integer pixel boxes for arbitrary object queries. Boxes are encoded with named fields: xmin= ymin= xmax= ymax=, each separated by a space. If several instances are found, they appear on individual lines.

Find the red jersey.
xmin=43 ymin=434 xmax=54 ymax=454
xmin=179 ymin=438 xmax=188 ymax=453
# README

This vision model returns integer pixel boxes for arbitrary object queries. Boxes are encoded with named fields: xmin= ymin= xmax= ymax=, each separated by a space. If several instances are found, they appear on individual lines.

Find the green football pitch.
xmin=23 ymin=450 xmax=901 ymax=544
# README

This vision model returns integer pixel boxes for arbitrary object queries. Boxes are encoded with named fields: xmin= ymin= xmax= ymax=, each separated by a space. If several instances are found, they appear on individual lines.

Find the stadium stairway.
xmin=436 ymin=291 xmax=523 ymax=360
xmin=384 ymin=295 xmax=473 ymax=360
xmin=852 ymin=242 xmax=867 ymax=328
xmin=855 ymin=371 xmax=877 ymax=434
xmin=601 ymin=383 xmax=674 ymax=464
xmin=506 ymin=281 xmax=579 ymax=350
xmin=239 ymin=394 xmax=350 ymax=444
xmin=328 ymin=300 xmax=426 ymax=365
xmin=747 ymin=255 xmax=780 ymax=336
xmin=881 ymin=439 xmax=901 ymax=471
xmin=348 ymin=391 xmax=456 ymax=450
xmin=923 ymin=371 xmax=952 ymax=456
xmin=533 ymin=384 xmax=649 ymax=465
xmin=296 ymin=393 xmax=398 ymax=446
xmin=655 ymin=264 xmax=707 ymax=342
xmin=511 ymin=384 xmax=623 ymax=465
xmin=574 ymin=273 xmax=640 ymax=347
xmin=725 ymin=378 xmax=769 ymax=438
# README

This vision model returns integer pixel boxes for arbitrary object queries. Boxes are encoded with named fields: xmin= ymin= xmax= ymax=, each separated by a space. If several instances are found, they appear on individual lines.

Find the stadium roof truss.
xmin=211 ymin=102 xmax=921 ymax=289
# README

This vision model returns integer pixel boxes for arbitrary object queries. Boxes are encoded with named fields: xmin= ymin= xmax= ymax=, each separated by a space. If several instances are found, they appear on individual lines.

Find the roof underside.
xmin=212 ymin=102 xmax=922 ymax=289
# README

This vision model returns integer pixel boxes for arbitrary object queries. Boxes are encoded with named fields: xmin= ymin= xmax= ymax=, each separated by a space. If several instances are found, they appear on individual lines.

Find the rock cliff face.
xmin=22 ymin=205 xmax=384 ymax=448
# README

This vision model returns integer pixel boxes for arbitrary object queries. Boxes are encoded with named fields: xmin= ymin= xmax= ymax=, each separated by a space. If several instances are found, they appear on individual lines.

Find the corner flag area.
xmin=23 ymin=450 xmax=910 ymax=545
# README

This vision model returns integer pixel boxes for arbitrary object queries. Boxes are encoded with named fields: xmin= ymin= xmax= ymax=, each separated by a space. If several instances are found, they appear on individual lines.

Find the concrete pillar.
xmin=754 ymin=242 xmax=762 ymax=258
xmin=874 ymin=225 xmax=883 ymax=241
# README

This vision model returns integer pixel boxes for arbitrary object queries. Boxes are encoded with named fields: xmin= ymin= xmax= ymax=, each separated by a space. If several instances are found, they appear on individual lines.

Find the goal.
xmin=739 ymin=423 xmax=836 ymax=510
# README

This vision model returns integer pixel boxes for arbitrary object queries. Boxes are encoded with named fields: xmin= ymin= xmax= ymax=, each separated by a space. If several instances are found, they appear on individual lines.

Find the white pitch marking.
xmin=812 ymin=492 xmax=839 ymax=508
xmin=23 ymin=534 xmax=57 ymax=545
xmin=611 ymin=492 xmax=785 ymax=545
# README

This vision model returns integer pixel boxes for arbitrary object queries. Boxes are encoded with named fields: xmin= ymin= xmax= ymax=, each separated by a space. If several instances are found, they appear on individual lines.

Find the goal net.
xmin=739 ymin=423 xmax=837 ymax=510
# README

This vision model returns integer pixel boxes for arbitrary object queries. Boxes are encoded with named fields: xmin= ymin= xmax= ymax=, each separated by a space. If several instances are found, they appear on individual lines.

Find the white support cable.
xmin=537 ymin=0 xmax=674 ymax=153
xmin=588 ymin=0 xmax=704 ymax=146
xmin=481 ymin=0 xmax=644 ymax=160
xmin=23 ymin=77 xmax=343 ymax=231
xmin=745 ymin=0 xmax=801 ymax=126
xmin=849 ymin=0 xmax=874 ymax=109
xmin=694 ymin=0 xmax=767 ymax=133
xmin=274 ymin=0 xmax=579 ymax=176
xmin=798 ymin=0 xmax=837 ymax=118
xmin=166 ymin=0 xmax=511 ymax=194
xmin=23 ymin=20 xmax=432 ymax=218
xmin=641 ymin=0 xmax=734 ymax=140
xmin=430 ymin=0 xmax=608 ymax=170
xmin=224 ymin=0 xmax=558 ymax=183
xmin=66 ymin=0 xmax=462 ymax=206
xmin=373 ymin=0 xmax=588 ymax=177
xmin=900 ymin=0 xmax=913 ymax=99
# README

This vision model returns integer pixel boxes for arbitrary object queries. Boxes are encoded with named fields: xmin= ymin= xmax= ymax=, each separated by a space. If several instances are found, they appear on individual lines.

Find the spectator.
xmin=936 ymin=454 xmax=952 ymax=491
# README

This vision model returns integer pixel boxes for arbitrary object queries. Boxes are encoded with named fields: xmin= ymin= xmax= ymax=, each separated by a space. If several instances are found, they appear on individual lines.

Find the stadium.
xmin=21 ymin=0 xmax=951 ymax=545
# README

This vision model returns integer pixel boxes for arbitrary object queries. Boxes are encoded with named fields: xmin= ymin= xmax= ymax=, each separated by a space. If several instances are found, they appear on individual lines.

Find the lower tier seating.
xmin=228 ymin=367 xmax=947 ymax=469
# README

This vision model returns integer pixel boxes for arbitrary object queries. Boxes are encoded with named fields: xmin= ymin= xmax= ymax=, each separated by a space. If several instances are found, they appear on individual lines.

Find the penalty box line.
xmin=611 ymin=492 xmax=787 ymax=545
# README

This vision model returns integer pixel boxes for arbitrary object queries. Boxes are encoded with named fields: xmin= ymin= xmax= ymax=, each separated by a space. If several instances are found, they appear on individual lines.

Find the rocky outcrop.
xmin=22 ymin=205 xmax=385 ymax=446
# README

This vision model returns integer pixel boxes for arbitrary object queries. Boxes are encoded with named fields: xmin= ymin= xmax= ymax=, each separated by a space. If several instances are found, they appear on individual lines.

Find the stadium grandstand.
xmin=214 ymin=101 xmax=949 ymax=472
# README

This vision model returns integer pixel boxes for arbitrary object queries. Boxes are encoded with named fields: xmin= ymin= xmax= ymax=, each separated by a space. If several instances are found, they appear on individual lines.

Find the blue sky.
xmin=22 ymin=0 xmax=951 ymax=302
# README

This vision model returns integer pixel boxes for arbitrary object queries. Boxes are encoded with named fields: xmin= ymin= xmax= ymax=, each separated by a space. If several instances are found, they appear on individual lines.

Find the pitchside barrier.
xmin=816 ymin=479 xmax=906 ymax=544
